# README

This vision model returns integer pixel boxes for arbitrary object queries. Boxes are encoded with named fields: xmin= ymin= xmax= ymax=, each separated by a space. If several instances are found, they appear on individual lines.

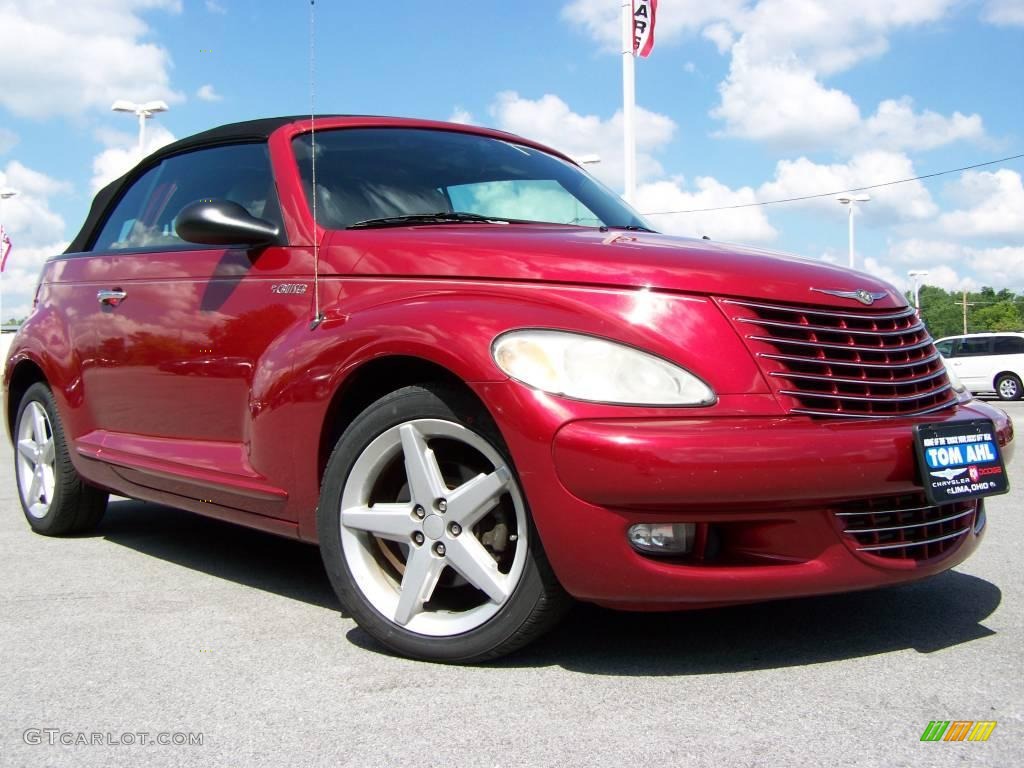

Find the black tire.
xmin=13 ymin=382 xmax=108 ymax=535
xmin=317 ymin=384 xmax=570 ymax=663
xmin=996 ymin=373 xmax=1022 ymax=401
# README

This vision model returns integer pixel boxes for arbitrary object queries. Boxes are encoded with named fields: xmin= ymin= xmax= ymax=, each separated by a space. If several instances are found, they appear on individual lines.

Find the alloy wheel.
xmin=16 ymin=401 xmax=57 ymax=519
xmin=339 ymin=418 xmax=528 ymax=636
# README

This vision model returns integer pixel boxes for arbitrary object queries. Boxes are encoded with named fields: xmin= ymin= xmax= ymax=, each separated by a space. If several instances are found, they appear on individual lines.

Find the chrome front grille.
xmin=720 ymin=298 xmax=957 ymax=418
xmin=833 ymin=494 xmax=977 ymax=560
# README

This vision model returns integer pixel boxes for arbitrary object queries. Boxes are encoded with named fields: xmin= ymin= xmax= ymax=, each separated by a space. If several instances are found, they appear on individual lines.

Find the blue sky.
xmin=1 ymin=0 xmax=1023 ymax=319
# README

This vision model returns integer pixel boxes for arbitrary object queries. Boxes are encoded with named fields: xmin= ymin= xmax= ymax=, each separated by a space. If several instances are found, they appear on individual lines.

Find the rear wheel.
xmin=14 ymin=383 xmax=108 ymax=535
xmin=996 ymin=373 xmax=1022 ymax=401
xmin=318 ymin=385 xmax=569 ymax=663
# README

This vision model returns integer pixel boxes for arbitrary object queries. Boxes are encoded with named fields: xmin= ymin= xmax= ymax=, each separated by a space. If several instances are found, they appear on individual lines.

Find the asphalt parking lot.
xmin=0 ymin=399 xmax=1020 ymax=768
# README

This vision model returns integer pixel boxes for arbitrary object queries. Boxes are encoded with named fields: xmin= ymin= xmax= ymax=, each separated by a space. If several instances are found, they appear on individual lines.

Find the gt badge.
xmin=271 ymin=284 xmax=308 ymax=295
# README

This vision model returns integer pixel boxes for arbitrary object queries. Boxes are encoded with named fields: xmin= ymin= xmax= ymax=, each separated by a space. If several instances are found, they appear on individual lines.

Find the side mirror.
xmin=174 ymin=199 xmax=280 ymax=247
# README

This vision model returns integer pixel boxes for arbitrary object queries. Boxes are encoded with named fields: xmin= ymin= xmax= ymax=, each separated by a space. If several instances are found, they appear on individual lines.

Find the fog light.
xmin=628 ymin=523 xmax=696 ymax=555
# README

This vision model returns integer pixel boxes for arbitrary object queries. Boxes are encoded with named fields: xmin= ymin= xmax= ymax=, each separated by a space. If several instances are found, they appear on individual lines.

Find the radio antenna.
xmin=308 ymin=0 xmax=324 ymax=330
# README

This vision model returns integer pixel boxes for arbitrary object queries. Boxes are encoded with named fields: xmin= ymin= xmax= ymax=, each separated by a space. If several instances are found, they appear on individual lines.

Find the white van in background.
xmin=935 ymin=332 xmax=1024 ymax=400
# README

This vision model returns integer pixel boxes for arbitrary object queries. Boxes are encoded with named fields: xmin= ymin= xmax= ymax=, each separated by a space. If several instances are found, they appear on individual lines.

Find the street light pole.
xmin=110 ymin=100 xmax=170 ymax=153
xmin=837 ymin=194 xmax=871 ymax=269
xmin=908 ymin=270 xmax=929 ymax=311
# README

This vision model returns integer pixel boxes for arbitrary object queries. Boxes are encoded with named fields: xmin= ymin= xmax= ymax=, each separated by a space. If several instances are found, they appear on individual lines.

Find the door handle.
xmin=97 ymin=289 xmax=127 ymax=307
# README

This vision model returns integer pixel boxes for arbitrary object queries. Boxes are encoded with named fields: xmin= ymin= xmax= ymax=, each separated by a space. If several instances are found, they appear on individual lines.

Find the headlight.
xmin=491 ymin=330 xmax=716 ymax=406
xmin=942 ymin=357 xmax=967 ymax=393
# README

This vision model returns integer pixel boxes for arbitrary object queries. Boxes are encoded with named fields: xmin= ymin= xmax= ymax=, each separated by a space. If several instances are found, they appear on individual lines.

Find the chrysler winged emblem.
xmin=811 ymin=287 xmax=889 ymax=305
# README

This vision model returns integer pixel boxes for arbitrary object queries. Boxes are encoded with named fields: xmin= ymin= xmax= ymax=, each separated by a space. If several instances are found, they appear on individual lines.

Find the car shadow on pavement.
xmin=98 ymin=498 xmax=339 ymax=611
xmin=97 ymin=500 xmax=1001 ymax=675
xmin=489 ymin=570 xmax=1001 ymax=675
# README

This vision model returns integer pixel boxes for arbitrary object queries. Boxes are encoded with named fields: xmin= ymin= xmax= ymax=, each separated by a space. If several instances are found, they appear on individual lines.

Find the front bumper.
xmin=477 ymin=383 xmax=1013 ymax=609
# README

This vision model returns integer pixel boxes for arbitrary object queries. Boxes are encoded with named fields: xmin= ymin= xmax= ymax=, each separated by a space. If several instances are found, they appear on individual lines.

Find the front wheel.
xmin=996 ymin=373 xmax=1022 ymax=401
xmin=318 ymin=385 xmax=569 ymax=663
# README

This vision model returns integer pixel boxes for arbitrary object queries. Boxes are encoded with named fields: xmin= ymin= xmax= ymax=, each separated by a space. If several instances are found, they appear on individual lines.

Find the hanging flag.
xmin=1 ymin=226 xmax=11 ymax=272
xmin=633 ymin=0 xmax=657 ymax=58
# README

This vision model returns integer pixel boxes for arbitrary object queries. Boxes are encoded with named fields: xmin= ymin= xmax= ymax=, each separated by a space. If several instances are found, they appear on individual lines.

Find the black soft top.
xmin=66 ymin=115 xmax=341 ymax=253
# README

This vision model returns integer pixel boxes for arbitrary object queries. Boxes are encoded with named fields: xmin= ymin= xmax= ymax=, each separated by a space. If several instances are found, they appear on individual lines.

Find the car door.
xmin=949 ymin=337 xmax=993 ymax=390
xmin=992 ymin=334 xmax=1024 ymax=382
xmin=58 ymin=143 xmax=311 ymax=515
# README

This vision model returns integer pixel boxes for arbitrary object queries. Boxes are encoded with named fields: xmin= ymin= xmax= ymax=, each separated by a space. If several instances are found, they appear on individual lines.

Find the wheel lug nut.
xmin=434 ymin=543 xmax=446 ymax=556
xmin=437 ymin=498 xmax=448 ymax=513
xmin=449 ymin=523 xmax=462 ymax=536
xmin=413 ymin=505 xmax=425 ymax=519
xmin=412 ymin=532 xmax=425 ymax=545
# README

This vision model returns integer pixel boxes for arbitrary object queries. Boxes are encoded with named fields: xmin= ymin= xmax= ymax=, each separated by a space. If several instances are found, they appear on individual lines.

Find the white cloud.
xmin=0 ymin=162 xmax=71 ymax=320
xmin=865 ymin=255 xmax=978 ymax=293
xmin=196 ymin=84 xmax=222 ymax=102
xmin=564 ymin=0 xmax=955 ymax=71
xmin=1 ymin=161 xmax=70 ymax=243
xmin=91 ymin=123 xmax=176 ymax=192
xmin=205 ymin=0 xmax=226 ymax=13
xmin=938 ymin=169 xmax=1024 ymax=239
xmin=0 ymin=0 xmax=184 ymax=119
xmin=713 ymin=44 xmax=983 ymax=151
xmin=633 ymin=150 xmax=946 ymax=246
xmin=982 ymin=0 xmax=1024 ymax=26
xmin=564 ymin=1 xmax=979 ymax=153
xmin=861 ymin=256 xmax=913 ymax=291
xmin=702 ymin=22 xmax=736 ymax=53
xmin=489 ymin=91 xmax=676 ymax=190
xmin=723 ymin=1 xmax=954 ymax=77
xmin=448 ymin=107 xmax=475 ymax=125
xmin=863 ymin=98 xmax=984 ymax=152
xmin=638 ymin=177 xmax=778 ymax=243
xmin=713 ymin=2 xmax=981 ymax=151
xmin=885 ymin=238 xmax=1024 ymax=290
xmin=758 ymin=151 xmax=938 ymax=223
xmin=712 ymin=46 xmax=861 ymax=147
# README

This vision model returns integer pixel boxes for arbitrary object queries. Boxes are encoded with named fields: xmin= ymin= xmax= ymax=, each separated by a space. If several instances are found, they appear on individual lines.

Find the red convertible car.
xmin=4 ymin=116 xmax=1015 ymax=662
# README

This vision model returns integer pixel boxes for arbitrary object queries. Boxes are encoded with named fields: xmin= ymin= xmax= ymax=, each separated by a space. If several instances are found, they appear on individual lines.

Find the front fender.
xmin=274 ymin=277 xmax=769 ymax=539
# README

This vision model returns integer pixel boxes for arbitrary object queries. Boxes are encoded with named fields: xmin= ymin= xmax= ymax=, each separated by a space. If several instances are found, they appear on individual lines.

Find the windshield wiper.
xmin=347 ymin=212 xmax=525 ymax=229
xmin=601 ymin=224 xmax=655 ymax=233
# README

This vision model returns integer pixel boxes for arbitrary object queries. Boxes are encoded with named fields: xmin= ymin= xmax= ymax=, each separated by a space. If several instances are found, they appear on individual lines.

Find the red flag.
xmin=633 ymin=0 xmax=657 ymax=58
xmin=0 ymin=226 xmax=11 ymax=273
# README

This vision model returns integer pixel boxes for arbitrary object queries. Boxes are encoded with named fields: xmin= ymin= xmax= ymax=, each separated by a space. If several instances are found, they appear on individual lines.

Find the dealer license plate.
xmin=913 ymin=419 xmax=1009 ymax=505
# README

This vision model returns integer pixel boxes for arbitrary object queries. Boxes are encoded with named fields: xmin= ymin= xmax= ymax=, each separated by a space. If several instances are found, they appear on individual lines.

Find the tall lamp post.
xmin=0 ymin=187 xmax=18 ymax=331
xmin=908 ymin=270 xmax=929 ymax=311
xmin=837 ymin=194 xmax=871 ymax=269
xmin=110 ymin=100 xmax=170 ymax=153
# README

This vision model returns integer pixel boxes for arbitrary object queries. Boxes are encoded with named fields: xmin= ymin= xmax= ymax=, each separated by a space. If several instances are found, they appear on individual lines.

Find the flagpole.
xmin=0 ymin=189 xmax=18 ymax=331
xmin=621 ymin=1 xmax=637 ymax=204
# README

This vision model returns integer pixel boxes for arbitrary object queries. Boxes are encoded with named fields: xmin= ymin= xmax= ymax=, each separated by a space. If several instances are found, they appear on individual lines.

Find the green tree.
xmin=915 ymin=285 xmax=1024 ymax=336
xmin=973 ymin=300 xmax=1023 ymax=332
xmin=918 ymin=286 xmax=962 ymax=339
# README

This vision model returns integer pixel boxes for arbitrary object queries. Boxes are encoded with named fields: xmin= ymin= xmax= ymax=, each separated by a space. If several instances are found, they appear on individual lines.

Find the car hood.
xmin=324 ymin=225 xmax=906 ymax=308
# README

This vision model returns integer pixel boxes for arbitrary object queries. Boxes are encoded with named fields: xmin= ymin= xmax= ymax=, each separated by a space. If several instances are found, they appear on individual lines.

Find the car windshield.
xmin=292 ymin=128 xmax=653 ymax=231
